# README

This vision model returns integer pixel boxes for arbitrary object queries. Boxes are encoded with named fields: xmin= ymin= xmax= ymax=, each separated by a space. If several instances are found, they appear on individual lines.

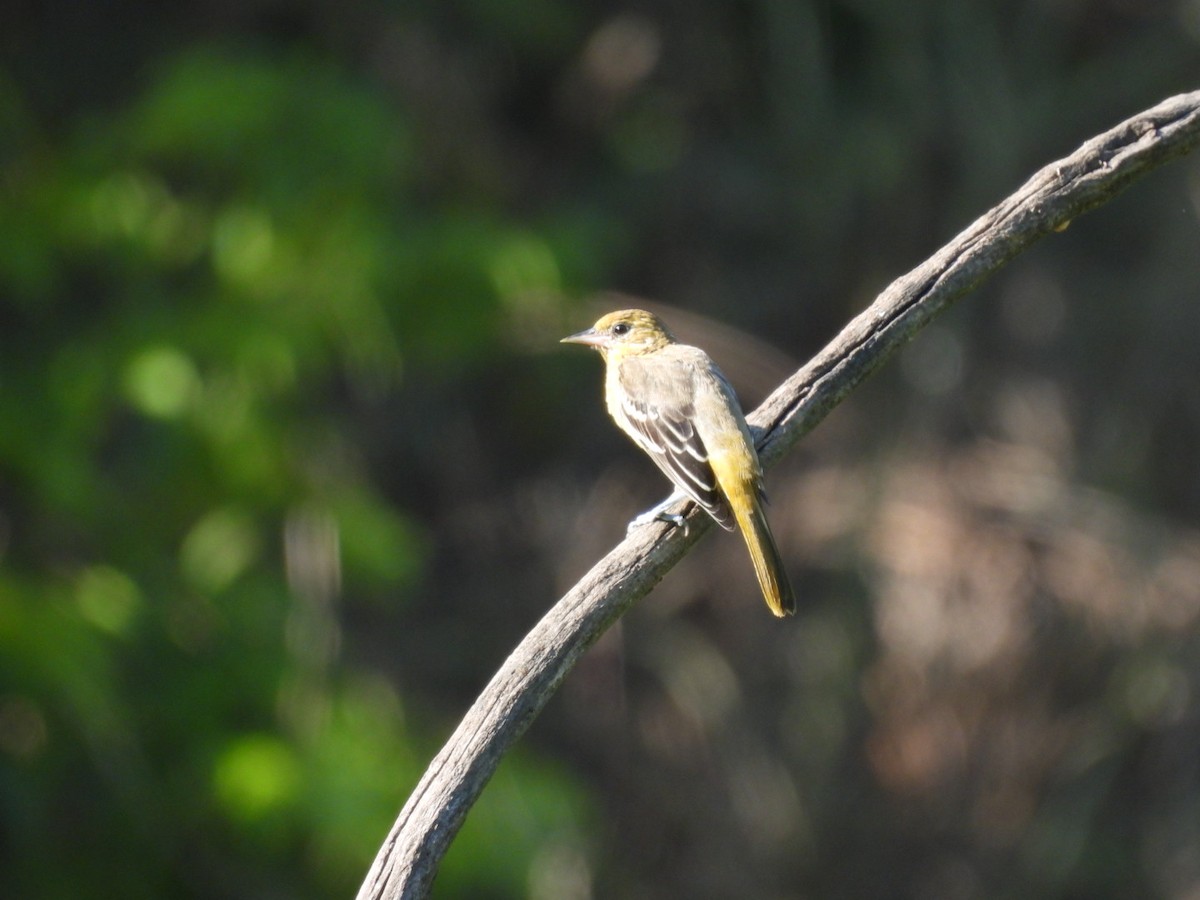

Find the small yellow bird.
xmin=563 ymin=309 xmax=795 ymax=617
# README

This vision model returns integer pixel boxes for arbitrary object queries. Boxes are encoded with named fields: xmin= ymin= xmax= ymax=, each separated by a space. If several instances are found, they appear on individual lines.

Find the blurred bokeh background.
xmin=2 ymin=1 xmax=1199 ymax=898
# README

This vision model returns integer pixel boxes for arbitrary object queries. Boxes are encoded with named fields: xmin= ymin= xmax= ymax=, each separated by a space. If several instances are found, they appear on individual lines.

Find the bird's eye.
xmin=611 ymin=321 xmax=631 ymax=336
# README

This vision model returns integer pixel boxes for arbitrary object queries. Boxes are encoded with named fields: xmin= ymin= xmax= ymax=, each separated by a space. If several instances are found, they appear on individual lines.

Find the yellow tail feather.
xmin=731 ymin=494 xmax=796 ymax=617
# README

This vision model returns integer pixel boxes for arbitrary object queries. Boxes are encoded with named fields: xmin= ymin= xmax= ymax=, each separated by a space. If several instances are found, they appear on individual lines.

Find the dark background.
xmin=2 ymin=1 xmax=1200 ymax=897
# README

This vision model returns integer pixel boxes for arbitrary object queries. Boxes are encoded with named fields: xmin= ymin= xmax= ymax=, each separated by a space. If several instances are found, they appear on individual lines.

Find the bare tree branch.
xmin=357 ymin=90 xmax=1200 ymax=900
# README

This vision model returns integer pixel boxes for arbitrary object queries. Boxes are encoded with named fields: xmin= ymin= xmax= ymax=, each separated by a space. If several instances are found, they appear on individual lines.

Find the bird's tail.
xmin=730 ymin=491 xmax=796 ymax=618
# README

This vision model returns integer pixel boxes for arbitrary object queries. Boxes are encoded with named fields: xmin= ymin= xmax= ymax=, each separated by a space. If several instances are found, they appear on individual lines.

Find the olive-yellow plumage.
xmin=562 ymin=309 xmax=795 ymax=617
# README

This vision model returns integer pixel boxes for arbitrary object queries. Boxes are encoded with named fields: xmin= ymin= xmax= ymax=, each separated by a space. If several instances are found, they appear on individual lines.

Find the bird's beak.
xmin=560 ymin=327 xmax=607 ymax=348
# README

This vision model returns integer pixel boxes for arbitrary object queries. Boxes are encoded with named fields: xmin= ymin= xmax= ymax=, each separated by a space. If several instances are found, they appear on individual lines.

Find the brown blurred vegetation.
xmin=1 ymin=1 xmax=1199 ymax=898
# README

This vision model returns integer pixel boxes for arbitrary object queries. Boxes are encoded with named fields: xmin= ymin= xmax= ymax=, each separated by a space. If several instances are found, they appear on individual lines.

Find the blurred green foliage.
xmin=0 ymin=31 xmax=593 ymax=900
xmin=1 ymin=1 xmax=1199 ymax=898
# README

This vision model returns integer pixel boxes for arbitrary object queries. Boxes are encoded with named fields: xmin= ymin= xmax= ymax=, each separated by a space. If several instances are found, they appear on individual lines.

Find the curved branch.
xmin=358 ymin=90 xmax=1200 ymax=900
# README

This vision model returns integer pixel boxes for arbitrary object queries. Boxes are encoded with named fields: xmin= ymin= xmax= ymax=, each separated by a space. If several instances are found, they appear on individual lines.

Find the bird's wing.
xmin=615 ymin=351 xmax=736 ymax=530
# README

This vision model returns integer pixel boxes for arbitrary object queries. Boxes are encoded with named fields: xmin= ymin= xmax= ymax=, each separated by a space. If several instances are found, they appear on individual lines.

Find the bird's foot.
xmin=656 ymin=512 xmax=689 ymax=535
xmin=628 ymin=492 xmax=689 ymax=536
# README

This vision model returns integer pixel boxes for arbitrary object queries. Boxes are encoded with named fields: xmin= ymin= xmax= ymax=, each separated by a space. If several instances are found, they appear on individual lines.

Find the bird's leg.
xmin=628 ymin=490 xmax=690 ymax=536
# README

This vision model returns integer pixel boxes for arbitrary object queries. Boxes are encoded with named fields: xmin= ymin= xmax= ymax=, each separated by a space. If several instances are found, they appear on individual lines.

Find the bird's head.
xmin=561 ymin=309 xmax=675 ymax=360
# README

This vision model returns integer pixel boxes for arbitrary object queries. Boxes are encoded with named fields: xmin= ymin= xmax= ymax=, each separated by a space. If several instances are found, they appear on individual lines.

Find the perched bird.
xmin=562 ymin=309 xmax=795 ymax=617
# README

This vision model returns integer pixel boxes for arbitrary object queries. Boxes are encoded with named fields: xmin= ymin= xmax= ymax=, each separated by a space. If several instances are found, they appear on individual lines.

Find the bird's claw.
xmin=627 ymin=494 xmax=689 ymax=536
xmin=658 ymin=512 xmax=689 ymax=536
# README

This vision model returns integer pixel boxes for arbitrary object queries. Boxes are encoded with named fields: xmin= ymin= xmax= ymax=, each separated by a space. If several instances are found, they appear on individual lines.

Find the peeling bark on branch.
xmin=357 ymin=90 xmax=1200 ymax=900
